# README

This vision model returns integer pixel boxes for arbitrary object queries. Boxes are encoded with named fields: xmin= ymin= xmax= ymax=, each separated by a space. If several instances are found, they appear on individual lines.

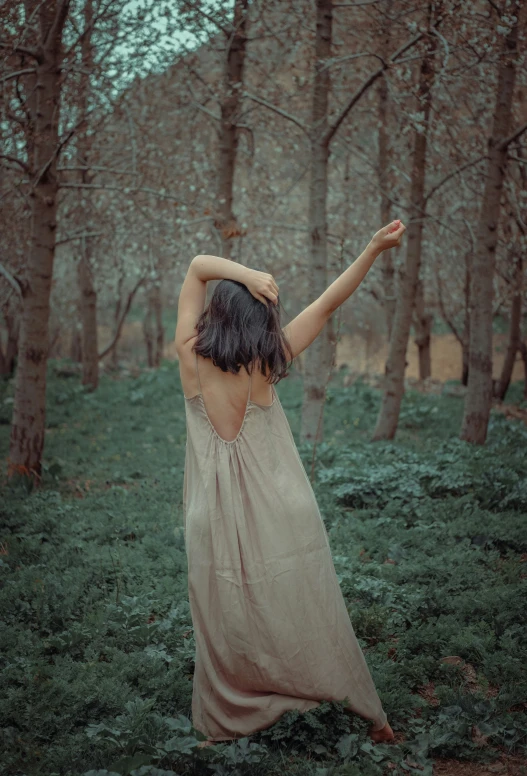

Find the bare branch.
xmin=59 ymin=181 xmax=185 ymax=203
xmin=242 ymin=91 xmax=308 ymax=134
xmin=0 ymin=41 xmax=43 ymax=61
xmin=99 ymin=276 xmax=145 ymax=359
xmin=498 ymin=120 xmax=527 ymax=151
xmin=0 ymin=154 xmax=30 ymax=173
xmin=425 ymin=154 xmax=487 ymax=203
xmin=0 ymin=68 xmax=36 ymax=83
xmin=323 ymin=32 xmax=423 ymax=147
xmin=0 ymin=263 xmax=24 ymax=297
xmin=56 ymin=230 xmax=104 ymax=246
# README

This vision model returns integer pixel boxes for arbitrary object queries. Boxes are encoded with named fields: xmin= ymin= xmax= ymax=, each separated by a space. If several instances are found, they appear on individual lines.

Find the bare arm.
xmin=283 ymin=220 xmax=406 ymax=359
xmin=175 ymin=254 xmax=279 ymax=351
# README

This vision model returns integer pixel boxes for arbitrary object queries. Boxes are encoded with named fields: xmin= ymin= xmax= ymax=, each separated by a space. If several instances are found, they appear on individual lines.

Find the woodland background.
xmin=0 ymin=1 xmax=526 ymax=775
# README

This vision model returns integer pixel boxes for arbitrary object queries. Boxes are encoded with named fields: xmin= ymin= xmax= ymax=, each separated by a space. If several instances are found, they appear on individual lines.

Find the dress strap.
xmin=194 ymin=350 xmax=203 ymax=394
xmin=247 ymin=366 xmax=252 ymax=404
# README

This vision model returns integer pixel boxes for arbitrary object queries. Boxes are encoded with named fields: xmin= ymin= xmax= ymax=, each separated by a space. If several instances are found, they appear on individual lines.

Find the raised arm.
xmin=175 ymin=254 xmax=280 ymax=352
xmin=283 ymin=220 xmax=406 ymax=359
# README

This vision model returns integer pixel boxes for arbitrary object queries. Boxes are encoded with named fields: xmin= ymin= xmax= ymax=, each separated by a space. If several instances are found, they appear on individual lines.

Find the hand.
xmin=370 ymin=219 xmax=407 ymax=253
xmin=245 ymin=268 xmax=279 ymax=305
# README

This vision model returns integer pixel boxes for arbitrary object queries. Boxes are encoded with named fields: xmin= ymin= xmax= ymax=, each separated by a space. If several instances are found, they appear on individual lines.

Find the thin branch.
xmin=319 ymin=51 xmax=385 ymax=73
xmin=498 ymin=120 xmax=527 ymax=151
xmin=323 ymin=32 xmax=423 ymax=146
xmin=0 ymin=154 xmax=30 ymax=173
xmin=59 ymin=181 xmax=184 ymax=203
xmin=0 ymin=263 xmax=24 ymax=297
xmin=56 ymin=230 xmax=104 ymax=246
xmin=98 ymin=276 xmax=145 ymax=359
xmin=0 ymin=41 xmax=42 ymax=61
xmin=0 ymin=68 xmax=36 ymax=83
xmin=424 ymin=154 xmax=487 ymax=203
xmin=242 ymin=91 xmax=308 ymax=135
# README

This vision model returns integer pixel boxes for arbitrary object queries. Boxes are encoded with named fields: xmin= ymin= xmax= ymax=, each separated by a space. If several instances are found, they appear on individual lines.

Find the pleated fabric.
xmin=182 ymin=357 xmax=388 ymax=741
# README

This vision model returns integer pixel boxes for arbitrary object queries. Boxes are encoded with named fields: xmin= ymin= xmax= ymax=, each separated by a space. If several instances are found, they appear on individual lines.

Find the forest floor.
xmin=0 ymin=361 xmax=525 ymax=776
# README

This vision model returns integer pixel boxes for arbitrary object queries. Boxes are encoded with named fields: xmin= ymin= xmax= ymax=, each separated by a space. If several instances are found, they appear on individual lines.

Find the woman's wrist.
xmin=191 ymin=254 xmax=252 ymax=285
xmin=365 ymin=240 xmax=383 ymax=258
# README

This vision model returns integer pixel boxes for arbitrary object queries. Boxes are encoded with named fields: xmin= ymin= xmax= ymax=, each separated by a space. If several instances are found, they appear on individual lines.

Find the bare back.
xmin=179 ymin=338 xmax=275 ymax=443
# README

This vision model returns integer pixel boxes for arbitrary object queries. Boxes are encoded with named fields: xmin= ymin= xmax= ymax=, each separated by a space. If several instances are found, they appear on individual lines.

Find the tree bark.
xmin=493 ymin=256 xmax=523 ymax=400
xmin=77 ymin=245 xmax=99 ymax=390
xmin=143 ymin=284 xmax=164 ymax=368
xmin=77 ymin=0 xmax=98 ymax=391
xmin=0 ymin=306 xmax=20 ymax=376
xmin=460 ymin=4 xmax=521 ymax=444
xmin=461 ymin=253 xmax=471 ymax=385
xmin=377 ymin=4 xmax=396 ymax=340
xmin=414 ymin=278 xmax=432 ymax=380
xmin=300 ymin=0 xmax=333 ymax=444
xmin=8 ymin=0 xmax=70 ymax=483
xmin=215 ymin=0 xmax=249 ymax=257
xmin=372 ymin=2 xmax=438 ymax=441
xmin=519 ymin=341 xmax=527 ymax=400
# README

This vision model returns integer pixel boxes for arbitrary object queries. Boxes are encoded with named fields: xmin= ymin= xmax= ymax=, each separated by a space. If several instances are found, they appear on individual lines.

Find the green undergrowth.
xmin=0 ymin=360 xmax=525 ymax=776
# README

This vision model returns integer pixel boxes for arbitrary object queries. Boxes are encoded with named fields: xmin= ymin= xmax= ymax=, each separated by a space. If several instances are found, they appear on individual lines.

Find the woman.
xmin=175 ymin=219 xmax=406 ymax=748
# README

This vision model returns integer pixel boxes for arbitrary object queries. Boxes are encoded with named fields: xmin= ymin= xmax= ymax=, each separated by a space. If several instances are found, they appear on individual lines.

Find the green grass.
xmin=0 ymin=361 xmax=526 ymax=776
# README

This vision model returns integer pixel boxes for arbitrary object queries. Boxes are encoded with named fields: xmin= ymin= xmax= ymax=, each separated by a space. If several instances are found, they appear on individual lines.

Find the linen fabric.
xmin=182 ymin=354 xmax=388 ymax=741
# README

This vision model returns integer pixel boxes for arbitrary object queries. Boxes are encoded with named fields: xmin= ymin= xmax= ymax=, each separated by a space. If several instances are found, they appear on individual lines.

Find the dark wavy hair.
xmin=193 ymin=279 xmax=293 ymax=383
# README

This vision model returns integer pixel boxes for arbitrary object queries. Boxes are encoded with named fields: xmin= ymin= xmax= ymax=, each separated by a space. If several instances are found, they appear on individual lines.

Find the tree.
xmin=372 ymin=1 xmax=439 ymax=441
xmin=5 ymin=0 xmax=71 ymax=482
xmin=460 ymin=0 xmax=524 ymax=444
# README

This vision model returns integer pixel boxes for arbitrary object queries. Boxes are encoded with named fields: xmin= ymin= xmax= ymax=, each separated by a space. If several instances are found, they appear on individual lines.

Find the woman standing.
xmin=175 ymin=219 xmax=406 ymax=747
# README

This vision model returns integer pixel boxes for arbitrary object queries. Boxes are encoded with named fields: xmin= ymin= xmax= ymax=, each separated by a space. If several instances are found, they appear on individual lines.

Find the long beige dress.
xmin=182 ymin=352 xmax=388 ymax=741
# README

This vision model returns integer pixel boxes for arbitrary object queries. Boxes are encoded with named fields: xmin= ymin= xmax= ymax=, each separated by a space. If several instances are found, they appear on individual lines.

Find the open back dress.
xmin=182 ymin=352 xmax=388 ymax=741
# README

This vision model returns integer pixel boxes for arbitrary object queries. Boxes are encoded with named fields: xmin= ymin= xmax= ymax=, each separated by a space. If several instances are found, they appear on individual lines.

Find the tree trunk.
xmin=461 ymin=253 xmax=471 ymax=385
xmin=111 ymin=280 xmax=123 ymax=370
xmin=377 ymin=3 xmax=396 ymax=340
xmin=493 ymin=256 xmax=523 ymax=400
xmin=460 ymin=4 xmax=521 ymax=443
xmin=78 ymin=248 xmax=99 ymax=390
xmin=70 ymin=327 xmax=82 ymax=363
xmin=300 ymin=0 xmax=333 ymax=444
xmin=77 ymin=0 xmax=98 ymax=390
xmin=372 ymin=2 xmax=438 ymax=441
xmin=143 ymin=284 xmax=164 ymax=368
xmin=414 ymin=278 xmax=432 ymax=380
xmin=0 ymin=307 xmax=20 ymax=376
xmin=8 ymin=1 xmax=70 ymax=483
xmin=215 ymin=0 xmax=249 ymax=257
xmin=519 ymin=341 xmax=527 ymax=400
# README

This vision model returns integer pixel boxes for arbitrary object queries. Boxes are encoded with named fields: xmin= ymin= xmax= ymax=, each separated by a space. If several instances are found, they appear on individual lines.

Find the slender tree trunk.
xmin=493 ymin=256 xmax=523 ymax=400
xmin=143 ymin=284 xmax=164 ymax=368
xmin=111 ymin=279 xmax=123 ymax=369
xmin=8 ymin=1 xmax=70 ymax=482
xmin=300 ymin=0 xmax=333 ymax=444
xmin=377 ymin=3 xmax=396 ymax=340
xmin=460 ymin=4 xmax=521 ymax=443
xmin=215 ymin=0 xmax=249 ymax=257
xmin=76 ymin=0 xmax=98 ymax=390
xmin=372 ymin=2 xmax=438 ymax=441
xmin=461 ymin=253 xmax=471 ymax=385
xmin=78 ymin=247 xmax=99 ymax=389
xmin=519 ymin=341 xmax=527 ymax=400
xmin=414 ymin=278 xmax=432 ymax=380
xmin=70 ymin=327 xmax=82 ymax=362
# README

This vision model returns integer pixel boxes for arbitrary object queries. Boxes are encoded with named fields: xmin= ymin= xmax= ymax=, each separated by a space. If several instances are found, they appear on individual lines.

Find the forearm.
xmin=190 ymin=254 xmax=250 ymax=285
xmin=319 ymin=241 xmax=381 ymax=315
